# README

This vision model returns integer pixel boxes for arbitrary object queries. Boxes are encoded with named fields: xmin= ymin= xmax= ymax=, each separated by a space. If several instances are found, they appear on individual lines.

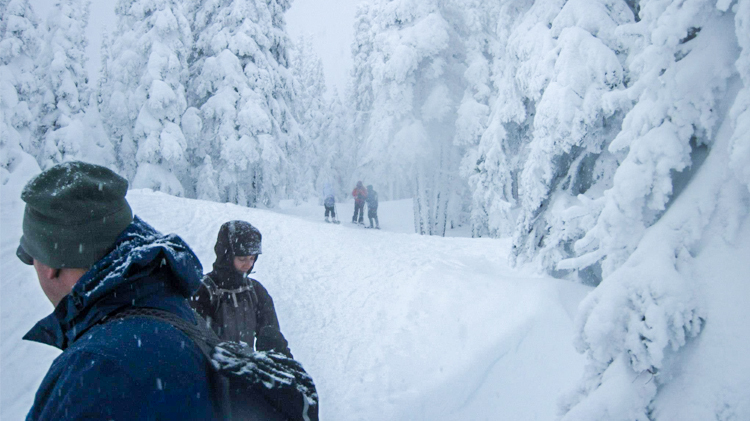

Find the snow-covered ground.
xmin=1 ymin=187 xmax=590 ymax=420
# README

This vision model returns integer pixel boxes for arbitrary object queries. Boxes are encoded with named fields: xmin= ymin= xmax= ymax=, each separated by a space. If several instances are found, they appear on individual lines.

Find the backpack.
xmin=106 ymin=307 xmax=319 ymax=421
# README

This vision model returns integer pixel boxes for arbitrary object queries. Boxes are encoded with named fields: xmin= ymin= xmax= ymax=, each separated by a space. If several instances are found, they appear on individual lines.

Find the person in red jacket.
xmin=352 ymin=181 xmax=368 ymax=224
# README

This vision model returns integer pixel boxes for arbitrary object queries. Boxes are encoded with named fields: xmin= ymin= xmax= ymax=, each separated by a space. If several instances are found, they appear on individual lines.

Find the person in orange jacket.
xmin=352 ymin=181 xmax=368 ymax=224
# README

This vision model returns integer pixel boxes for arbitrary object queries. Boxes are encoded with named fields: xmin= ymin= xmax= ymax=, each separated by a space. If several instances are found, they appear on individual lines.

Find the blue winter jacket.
xmin=23 ymin=216 xmax=220 ymax=420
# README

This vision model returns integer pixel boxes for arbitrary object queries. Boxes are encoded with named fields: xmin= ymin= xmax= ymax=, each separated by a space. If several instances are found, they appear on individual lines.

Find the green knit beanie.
xmin=17 ymin=161 xmax=133 ymax=269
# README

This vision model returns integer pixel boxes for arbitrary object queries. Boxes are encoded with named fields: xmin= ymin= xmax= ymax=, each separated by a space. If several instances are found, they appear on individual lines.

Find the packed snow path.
xmin=1 ymin=190 xmax=590 ymax=420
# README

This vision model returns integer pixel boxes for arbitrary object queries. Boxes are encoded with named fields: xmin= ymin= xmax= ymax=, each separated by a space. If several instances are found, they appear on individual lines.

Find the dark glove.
xmin=212 ymin=342 xmax=318 ymax=421
xmin=256 ymin=326 xmax=293 ymax=358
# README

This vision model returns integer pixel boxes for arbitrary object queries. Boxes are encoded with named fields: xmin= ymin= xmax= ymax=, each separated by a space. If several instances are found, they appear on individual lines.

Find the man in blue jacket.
xmin=17 ymin=162 xmax=219 ymax=420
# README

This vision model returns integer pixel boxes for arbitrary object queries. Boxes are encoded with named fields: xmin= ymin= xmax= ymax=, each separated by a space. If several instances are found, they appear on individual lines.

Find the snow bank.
xmin=1 ymin=187 xmax=588 ymax=420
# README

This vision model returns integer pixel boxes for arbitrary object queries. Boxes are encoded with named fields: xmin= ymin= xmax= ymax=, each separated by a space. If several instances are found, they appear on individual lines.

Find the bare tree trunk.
xmin=413 ymin=172 xmax=424 ymax=234
xmin=414 ymin=145 xmax=455 ymax=236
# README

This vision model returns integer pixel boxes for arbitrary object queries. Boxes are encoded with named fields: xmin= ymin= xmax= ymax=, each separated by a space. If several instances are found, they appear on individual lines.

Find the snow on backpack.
xmin=105 ymin=307 xmax=319 ymax=421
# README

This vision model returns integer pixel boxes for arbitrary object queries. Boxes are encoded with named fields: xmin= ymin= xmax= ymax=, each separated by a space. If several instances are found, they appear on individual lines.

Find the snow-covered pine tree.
xmin=319 ymin=89 xmax=356 ymax=201
xmin=187 ymin=0 xmax=305 ymax=207
xmin=352 ymin=0 xmax=469 ymax=236
xmin=288 ymin=36 xmax=354 ymax=202
xmin=99 ymin=0 xmax=193 ymax=196
xmin=729 ymin=0 xmax=750 ymax=191
xmin=454 ymin=0 xmax=506 ymax=238
xmin=485 ymin=0 xmax=631 ymax=279
xmin=195 ymin=154 xmax=220 ymax=201
xmin=35 ymin=0 xmax=113 ymax=170
xmin=553 ymin=1 xmax=749 ymax=419
xmin=557 ymin=0 xmax=739 ymax=279
xmin=289 ymin=35 xmax=327 ymax=200
xmin=0 ymin=0 xmax=42 ymax=184
xmin=348 ymin=1 xmax=375 ymax=162
xmin=458 ymin=1 xmax=526 ymax=239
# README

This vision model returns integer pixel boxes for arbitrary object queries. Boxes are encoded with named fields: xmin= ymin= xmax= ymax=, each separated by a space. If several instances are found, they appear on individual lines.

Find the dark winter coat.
xmin=366 ymin=186 xmax=378 ymax=211
xmin=23 ymin=216 xmax=219 ymax=421
xmin=352 ymin=183 xmax=367 ymax=205
xmin=191 ymin=224 xmax=291 ymax=357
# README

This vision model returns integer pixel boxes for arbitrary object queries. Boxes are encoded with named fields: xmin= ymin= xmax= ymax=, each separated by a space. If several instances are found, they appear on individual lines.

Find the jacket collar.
xmin=23 ymin=216 xmax=203 ymax=350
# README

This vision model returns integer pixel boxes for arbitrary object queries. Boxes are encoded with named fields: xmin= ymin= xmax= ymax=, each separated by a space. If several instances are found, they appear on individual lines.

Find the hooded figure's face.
xmin=212 ymin=221 xmax=262 ymax=275
xmin=233 ymin=255 xmax=257 ymax=274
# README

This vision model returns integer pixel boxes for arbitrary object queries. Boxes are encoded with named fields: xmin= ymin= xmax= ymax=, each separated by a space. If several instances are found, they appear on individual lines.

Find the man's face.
xmin=233 ymin=255 xmax=257 ymax=274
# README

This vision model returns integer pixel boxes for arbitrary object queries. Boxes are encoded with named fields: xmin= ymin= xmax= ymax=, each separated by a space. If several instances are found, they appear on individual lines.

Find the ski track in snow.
xmin=1 ymin=189 xmax=590 ymax=420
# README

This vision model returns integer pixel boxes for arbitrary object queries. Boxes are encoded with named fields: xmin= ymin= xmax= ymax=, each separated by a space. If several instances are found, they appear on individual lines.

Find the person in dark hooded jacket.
xmin=17 ymin=162 xmax=219 ymax=420
xmin=366 ymin=184 xmax=379 ymax=229
xmin=191 ymin=221 xmax=292 ymax=357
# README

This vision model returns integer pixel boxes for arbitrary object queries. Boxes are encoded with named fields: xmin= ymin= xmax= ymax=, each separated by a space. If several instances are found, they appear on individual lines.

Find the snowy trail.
xmin=1 ymin=190 xmax=590 ymax=420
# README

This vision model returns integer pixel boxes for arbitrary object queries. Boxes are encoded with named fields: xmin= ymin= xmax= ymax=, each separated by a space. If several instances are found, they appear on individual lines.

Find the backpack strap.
xmin=104 ymin=307 xmax=233 ymax=418
xmin=105 ymin=307 xmax=220 ymax=354
xmin=204 ymin=274 xmax=261 ymax=321
xmin=246 ymin=278 xmax=260 ymax=318
xmin=202 ymin=275 xmax=221 ymax=314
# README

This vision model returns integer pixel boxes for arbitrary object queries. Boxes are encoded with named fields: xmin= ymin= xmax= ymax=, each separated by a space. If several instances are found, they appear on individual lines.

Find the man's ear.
xmin=36 ymin=263 xmax=59 ymax=281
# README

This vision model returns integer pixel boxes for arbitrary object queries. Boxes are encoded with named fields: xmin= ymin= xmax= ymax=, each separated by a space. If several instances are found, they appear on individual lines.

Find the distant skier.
xmin=366 ymin=185 xmax=380 ymax=229
xmin=352 ymin=180 xmax=368 ymax=224
xmin=323 ymin=182 xmax=338 ymax=223
xmin=191 ymin=221 xmax=292 ymax=357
